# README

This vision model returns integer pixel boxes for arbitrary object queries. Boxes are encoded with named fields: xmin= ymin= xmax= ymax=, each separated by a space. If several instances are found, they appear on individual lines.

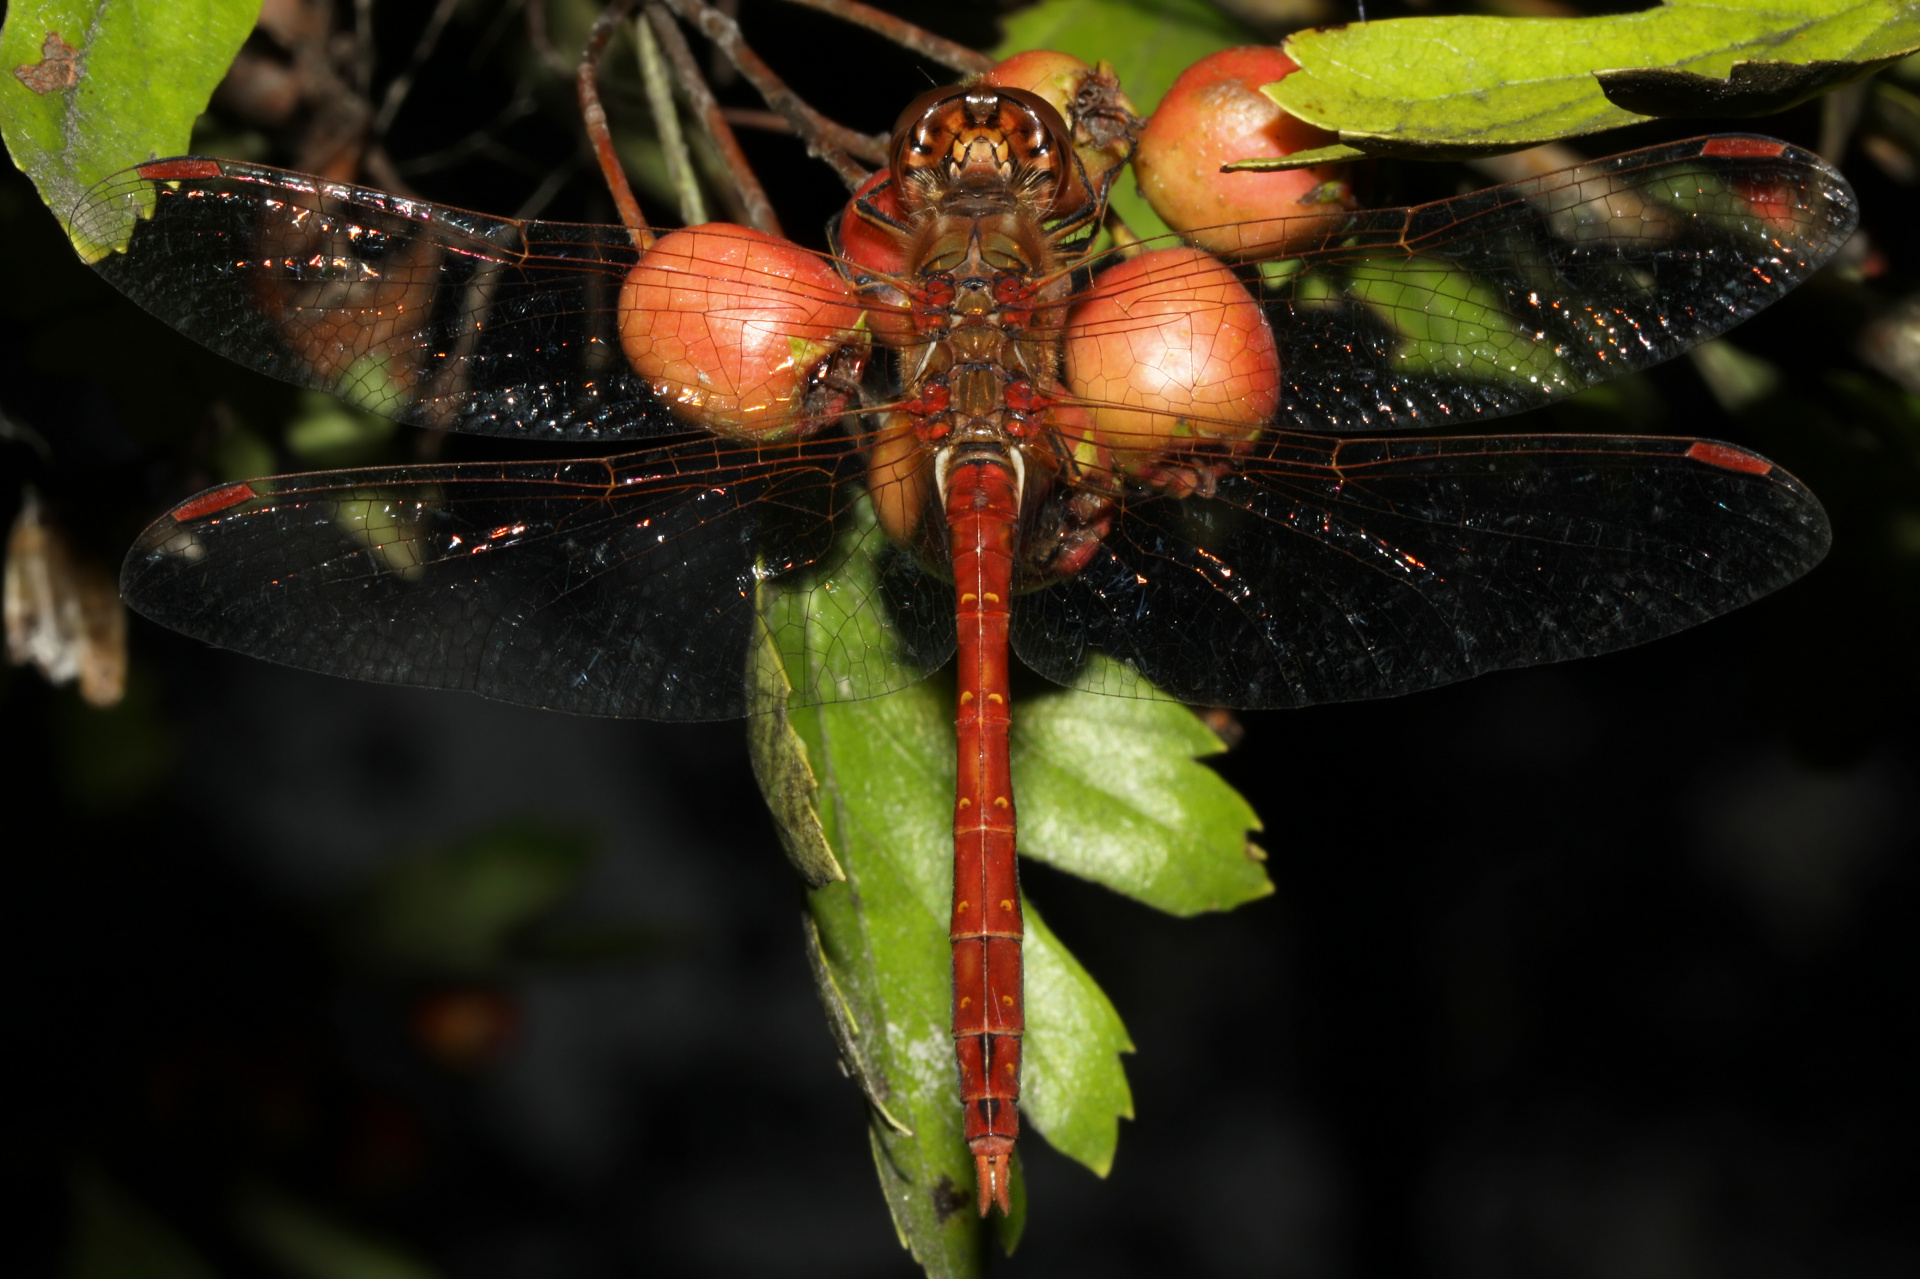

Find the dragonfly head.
xmin=889 ymin=85 xmax=1078 ymax=218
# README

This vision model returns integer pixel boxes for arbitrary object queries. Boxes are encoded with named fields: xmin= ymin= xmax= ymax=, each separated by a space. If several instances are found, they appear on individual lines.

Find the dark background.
xmin=3 ymin=1 xmax=1915 ymax=1275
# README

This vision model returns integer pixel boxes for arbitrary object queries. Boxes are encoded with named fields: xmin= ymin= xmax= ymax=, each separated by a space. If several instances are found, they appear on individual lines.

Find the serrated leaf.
xmin=1273 ymin=0 xmax=1920 ymax=157
xmin=754 ymin=501 xmax=1263 ymax=1272
xmin=1019 ymin=903 xmax=1134 ymax=1175
xmin=758 ymin=510 xmax=989 ymax=1275
xmin=803 ymin=912 xmax=912 ymax=1134
xmin=0 ymin=0 xmax=259 ymax=259
xmin=747 ymin=627 xmax=845 ymax=889
xmin=997 ymin=0 xmax=1253 ymax=248
xmin=1012 ymin=678 xmax=1270 ymax=916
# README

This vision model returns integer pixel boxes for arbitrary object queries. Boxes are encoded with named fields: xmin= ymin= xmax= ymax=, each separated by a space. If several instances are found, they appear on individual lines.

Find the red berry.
xmin=835 ymin=171 xmax=918 ymax=348
xmin=410 ymin=986 xmax=518 ymax=1070
xmin=619 ymin=225 xmax=864 ymax=438
xmin=837 ymin=169 xmax=911 ymax=278
xmin=866 ymin=411 xmax=934 ymax=544
xmin=1064 ymin=246 xmax=1279 ymax=471
xmin=1134 ymin=47 xmax=1353 ymax=259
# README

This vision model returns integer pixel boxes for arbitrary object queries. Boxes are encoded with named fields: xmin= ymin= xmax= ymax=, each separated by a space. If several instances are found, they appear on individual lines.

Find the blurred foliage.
xmin=67 ymin=1163 xmax=219 ymax=1279
xmin=234 ymin=1183 xmax=439 ymax=1279
xmin=327 ymin=817 xmax=674 ymax=989
xmin=283 ymin=392 xmax=399 ymax=470
xmin=334 ymin=821 xmax=602 ymax=977
xmin=50 ymin=663 xmax=174 ymax=808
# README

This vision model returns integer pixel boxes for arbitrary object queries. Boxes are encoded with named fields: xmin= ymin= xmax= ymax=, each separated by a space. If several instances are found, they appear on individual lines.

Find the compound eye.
xmin=890 ymin=85 xmax=966 ymax=155
xmin=885 ymin=84 xmax=1081 ymax=216
xmin=986 ymin=86 xmax=1073 ymax=166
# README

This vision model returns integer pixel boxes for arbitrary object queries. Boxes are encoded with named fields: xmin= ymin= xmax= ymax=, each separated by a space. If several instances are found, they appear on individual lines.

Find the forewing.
xmin=1011 ymin=434 xmax=1828 ymax=709
xmin=1122 ymin=137 xmax=1857 ymax=433
xmin=72 ymin=159 xmax=681 ymax=441
xmin=121 ymin=437 xmax=944 ymax=720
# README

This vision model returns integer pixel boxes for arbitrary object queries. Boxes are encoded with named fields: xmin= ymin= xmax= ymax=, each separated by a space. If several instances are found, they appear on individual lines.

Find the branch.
xmin=777 ymin=0 xmax=992 ymax=75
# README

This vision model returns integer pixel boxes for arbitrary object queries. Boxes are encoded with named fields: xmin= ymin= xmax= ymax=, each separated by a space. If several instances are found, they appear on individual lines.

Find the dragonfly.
xmin=72 ymin=72 xmax=1855 ymax=1215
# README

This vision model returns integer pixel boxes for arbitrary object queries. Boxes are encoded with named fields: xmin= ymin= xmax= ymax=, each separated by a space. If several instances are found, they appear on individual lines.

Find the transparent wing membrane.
xmin=93 ymin=138 xmax=1851 ymax=719
xmin=121 ymin=437 xmax=946 ymax=720
xmin=1118 ymin=137 xmax=1857 ymax=433
xmin=74 ymin=160 xmax=677 ymax=441
xmin=1012 ymin=433 xmax=1830 ymax=708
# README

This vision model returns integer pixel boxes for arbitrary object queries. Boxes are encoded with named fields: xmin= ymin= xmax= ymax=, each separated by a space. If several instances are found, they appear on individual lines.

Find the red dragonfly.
xmin=73 ymin=78 xmax=1853 ymax=1214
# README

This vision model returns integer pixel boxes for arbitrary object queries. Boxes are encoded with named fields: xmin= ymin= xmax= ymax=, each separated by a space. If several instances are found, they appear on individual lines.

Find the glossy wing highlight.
xmin=1011 ymin=433 xmax=1829 ymax=709
xmin=1111 ymin=137 xmax=1857 ymax=433
xmin=74 ymin=159 xmax=681 ymax=441
xmin=121 ymin=437 xmax=948 ymax=720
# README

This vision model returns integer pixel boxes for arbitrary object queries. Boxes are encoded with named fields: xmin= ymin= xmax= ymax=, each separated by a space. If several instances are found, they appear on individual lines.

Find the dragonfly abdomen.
xmin=944 ymin=450 xmax=1024 ymax=1217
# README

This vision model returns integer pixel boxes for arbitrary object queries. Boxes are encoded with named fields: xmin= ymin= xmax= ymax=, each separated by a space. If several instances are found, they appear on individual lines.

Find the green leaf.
xmin=67 ymin=1163 xmax=219 ymax=1279
xmin=0 ymin=0 xmax=260 ymax=259
xmin=1272 ymin=0 xmax=1920 ymax=158
xmin=761 ymin=523 xmax=989 ymax=1272
xmin=997 ymin=0 xmax=1248 ymax=113
xmin=752 ymin=500 xmax=1264 ymax=1271
xmin=747 ymin=630 xmax=846 ymax=889
xmin=803 ymin=912 xmax=913 ymax=1134
xmin=1305 ymin=252 xmax=1578 ymax=387
xmin=1019 ymin=904 xmax=1135 ymax=1175
xmin=997 ymin=0 xmax=1253 ymax=247
xmin=283 ymin=391 xmax=399 ymax=469
xmin=1011 ymin=676 xmax=1270 ymax=917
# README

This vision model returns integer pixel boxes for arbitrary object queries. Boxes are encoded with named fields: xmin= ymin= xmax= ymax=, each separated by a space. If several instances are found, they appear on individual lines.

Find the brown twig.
xmin=645 ymin=4 xmax=781 ymax=235
xmin=415 ymin=156 xmax=586 ymax=462
xmin=391 ymin=82 xmax=543 ymax=177
xmin=361 ymin=143 xmax=413 ymax=198
xmin=352 ymin=0 xmax=377 ymax=96
xmin=525 ymin=0 xmax=578 ymax=77
xmin=709 ymin=0 xmax=741 ymax=87
xmin=776 ymin=0 xmax=991 ymax=75
xmin=720 ymin=107 xmax=793 ymax=133
xmin=663 ymin=0 xmax=886 ymax=185
xmin=579 ymin=0 xmax=654 ymax=247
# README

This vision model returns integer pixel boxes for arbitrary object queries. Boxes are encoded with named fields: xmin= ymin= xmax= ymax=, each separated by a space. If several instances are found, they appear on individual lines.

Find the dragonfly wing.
xmin=121 ymin=438 xmax=940 ymax=720
xmin=1010 ymin=433 xmax=1829 ymax=709
xmin=1237 ymin=137 xmax=1858 ymax=432
xmin=72 ymin=158 xmax=686 ymax=442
